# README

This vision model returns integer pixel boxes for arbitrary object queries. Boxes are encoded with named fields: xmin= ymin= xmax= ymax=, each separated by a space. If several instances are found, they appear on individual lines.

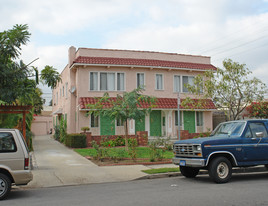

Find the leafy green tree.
xmin=87 ymin=88 xmax=156 ymax=150
xmin=40 ymin=65 xmax=62 ymax=89
xmin=0 ymin=24 xmax=61 ymax=103
xmin=0 ymin=24 xmax=61 ymax=134
xmin=183 ymin=59 xmax=267 ymax=120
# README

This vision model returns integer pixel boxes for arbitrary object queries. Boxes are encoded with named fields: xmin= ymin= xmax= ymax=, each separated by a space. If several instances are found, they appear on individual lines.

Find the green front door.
xmin=150 ymin=110 xmax=162 ymax=136
xmin=100 ymin=114 xmax=115 ymax=135
xmin=135 ymin=115 xmax=145 ymax=133
xmin=183 ymin=111 xmax=195 ymax=133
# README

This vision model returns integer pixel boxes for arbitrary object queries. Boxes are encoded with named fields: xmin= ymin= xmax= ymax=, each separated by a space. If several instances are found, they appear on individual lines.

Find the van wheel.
xmin=208 ymin=157 xmax=232 ymax=183
xmin=180 ymin=166 xmax=199 ymax=178
xmin=0 ymin=173 xmax=11 ymax=200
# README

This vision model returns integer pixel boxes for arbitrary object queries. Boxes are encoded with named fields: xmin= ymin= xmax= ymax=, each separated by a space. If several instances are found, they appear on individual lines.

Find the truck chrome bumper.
xmin=172 ymin=157 xmax=205 ymax=167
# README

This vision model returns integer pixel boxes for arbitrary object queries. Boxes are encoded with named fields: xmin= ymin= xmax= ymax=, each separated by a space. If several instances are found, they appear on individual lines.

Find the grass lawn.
xmin=74 ymin=147 xmax=174 ymax=159
xmin=142 ymin=167 xmax=180 ymax=174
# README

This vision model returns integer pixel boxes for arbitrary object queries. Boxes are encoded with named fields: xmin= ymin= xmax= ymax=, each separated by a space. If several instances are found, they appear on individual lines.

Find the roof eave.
xmin=70 ymin=63 xmax=216 ymax=72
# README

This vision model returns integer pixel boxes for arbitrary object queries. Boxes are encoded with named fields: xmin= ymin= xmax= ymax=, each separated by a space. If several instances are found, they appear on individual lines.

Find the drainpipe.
xmin=177 ymin=92 xmax=181 ymax=141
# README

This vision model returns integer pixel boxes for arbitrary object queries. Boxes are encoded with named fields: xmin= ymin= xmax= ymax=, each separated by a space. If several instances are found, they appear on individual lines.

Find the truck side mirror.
xmin=255 ymin=132 xmax=264 ymax=138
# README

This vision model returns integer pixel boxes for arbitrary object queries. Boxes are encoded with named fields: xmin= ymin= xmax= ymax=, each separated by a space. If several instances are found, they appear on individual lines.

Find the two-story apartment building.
xmin=52 ymin=46 xmax=217 ymax=138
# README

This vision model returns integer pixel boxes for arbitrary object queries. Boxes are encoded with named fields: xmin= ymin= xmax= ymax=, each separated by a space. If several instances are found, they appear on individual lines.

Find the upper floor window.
xmin=137 ymin=73 xmax=145 ymax=89
xmin=90 ymin=72 xmax=125 ymax=91
xmin=62 ymin=86 xmax=64 ymax=97
xmin=182 ymin=76 xmax=203 ymax=93
xmin=155 ymin=74 xmax=163 ymax=90
xmin=174 ymin=75 xmax=181 ymax=92
xmin=65 ymin=83 xmax=68 ymax=98
xmin=182 ymin=76 xmax=194 ymax=93
xmin=117 ymin=73 xmax=125 ymax=91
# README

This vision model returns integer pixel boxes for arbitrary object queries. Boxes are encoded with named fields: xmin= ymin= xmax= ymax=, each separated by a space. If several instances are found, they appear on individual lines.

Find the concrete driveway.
xmin=27 ymin=135 xmax=149 ymax=188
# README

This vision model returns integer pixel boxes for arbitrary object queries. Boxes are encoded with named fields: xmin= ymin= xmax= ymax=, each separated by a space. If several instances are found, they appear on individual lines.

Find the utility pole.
xmin=177 ymin=92 xmax=181 ymax=141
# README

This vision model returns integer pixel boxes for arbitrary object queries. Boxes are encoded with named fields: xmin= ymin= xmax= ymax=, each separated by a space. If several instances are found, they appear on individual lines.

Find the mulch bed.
xmin=85 ymin=156 xmax=172 ymax=166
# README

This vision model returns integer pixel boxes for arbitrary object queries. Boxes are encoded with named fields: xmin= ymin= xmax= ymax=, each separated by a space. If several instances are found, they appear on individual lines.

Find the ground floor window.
xmin=91 ymin=113 xmax=99 ymax=128
xmin=196 ymin=111 xmax=203 ymax=126
xmin=175 ymin=111 xmax=182 ymax=126
xmin=116 ymin=118 xmax=124 ymax=126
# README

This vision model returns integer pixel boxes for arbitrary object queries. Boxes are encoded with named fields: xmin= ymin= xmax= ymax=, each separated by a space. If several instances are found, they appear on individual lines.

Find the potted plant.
xmin=81 ymin=126 xmax=90 ymax=133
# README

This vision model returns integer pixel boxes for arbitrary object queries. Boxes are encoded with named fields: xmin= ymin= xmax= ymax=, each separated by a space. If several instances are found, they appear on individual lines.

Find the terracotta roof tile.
xmin=79 ymin=97 xmax=216 ymax=110
xmin=73 ymin=56 xmax=217 ymax=71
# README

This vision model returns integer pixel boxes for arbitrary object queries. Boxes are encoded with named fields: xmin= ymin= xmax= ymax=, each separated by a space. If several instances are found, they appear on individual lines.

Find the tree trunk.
xmin=124 ymin=120 xmax=129 ymax=151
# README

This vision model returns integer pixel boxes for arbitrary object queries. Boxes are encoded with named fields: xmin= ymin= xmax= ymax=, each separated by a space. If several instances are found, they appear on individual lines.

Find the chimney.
xmin=68 ymin=46 xmax=76 ymax=67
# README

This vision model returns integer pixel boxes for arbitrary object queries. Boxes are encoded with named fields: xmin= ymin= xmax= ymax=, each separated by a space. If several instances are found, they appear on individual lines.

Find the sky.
xmin=1 ymin=0 xmax=268 ymax=102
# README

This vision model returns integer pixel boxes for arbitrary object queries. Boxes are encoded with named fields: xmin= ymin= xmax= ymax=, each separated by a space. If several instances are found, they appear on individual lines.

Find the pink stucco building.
xmin=52 ymin=47 xmax=217 ymax=138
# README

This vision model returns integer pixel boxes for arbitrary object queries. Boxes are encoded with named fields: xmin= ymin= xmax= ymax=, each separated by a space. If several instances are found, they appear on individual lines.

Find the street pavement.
xmin=27 ymin=135 xmax=155 ymax=188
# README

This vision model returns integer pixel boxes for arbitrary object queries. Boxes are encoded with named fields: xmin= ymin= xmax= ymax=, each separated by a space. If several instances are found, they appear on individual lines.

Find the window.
xmin=91 ymin=113 xmax=99 ymax=128
xmin=90 ymin=72 xmax=125 ymax=91
xmin=137 ymin=73 xmax=145 ymax=88
xmin=196 ymin=112 xmax=203 ymax=126
xmin=62 ymin=86 xmax=64 ymax=97
xmin=60 ymin=88 xmax=62 ymax=98
xmin=175 ymin=111 xmax=182 ymax=126
xmin=182 ymin=76 xmax=194 ymax=93
xmin=116 ymin=118 xmax=124 ymax=126
xmin=65 ymin=83 xmax=68 ymax=98
xmin=117 ymin=73 xmax=125 ymax=91
xmin=174 ymin=75 xmax=181 ymax=92
xmin=156 ymin=74 xmax=163 ymax=90
xmin=90 ymin=72 xmax=98 ymax=91
xmin=248 ymin=122 xmax=268 ymax=138
xmin=0 ymin=132 xmax=17 ymax=153
xmin=56 ymin=92 xmax=58 ymax=104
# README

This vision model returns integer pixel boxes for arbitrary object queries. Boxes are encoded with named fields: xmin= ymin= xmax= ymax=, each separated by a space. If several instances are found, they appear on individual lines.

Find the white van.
xmin=0 ymin=129 xmax=33 ymax=200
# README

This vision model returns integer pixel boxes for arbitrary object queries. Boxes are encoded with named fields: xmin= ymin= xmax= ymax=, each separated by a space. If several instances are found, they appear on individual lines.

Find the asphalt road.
xmin=3 ymin=173 xmax=268 ymax=206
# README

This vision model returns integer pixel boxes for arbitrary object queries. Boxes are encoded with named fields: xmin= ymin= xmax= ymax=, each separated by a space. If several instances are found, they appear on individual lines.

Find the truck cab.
xmin=173 ymin=119 xmax=268 ymax=183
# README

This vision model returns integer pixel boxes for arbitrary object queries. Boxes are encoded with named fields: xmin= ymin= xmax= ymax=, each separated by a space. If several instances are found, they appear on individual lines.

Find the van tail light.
xmin=25 ymin=158 xmax=29 ymax=170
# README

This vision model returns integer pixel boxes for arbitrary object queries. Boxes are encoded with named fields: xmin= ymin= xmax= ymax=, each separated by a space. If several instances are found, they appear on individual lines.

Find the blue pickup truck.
xmin=173 ymin=119 xmax=268 ymax=183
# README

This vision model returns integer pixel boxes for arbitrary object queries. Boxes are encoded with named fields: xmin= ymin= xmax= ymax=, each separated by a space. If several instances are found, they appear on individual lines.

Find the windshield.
xmin=210 ymin=122 xmax=246 ymax=137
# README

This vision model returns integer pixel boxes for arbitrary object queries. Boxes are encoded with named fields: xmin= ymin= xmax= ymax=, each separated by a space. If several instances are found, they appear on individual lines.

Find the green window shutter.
xmin=100 ymin=114 xmax=115 ymax=135
xmin=183 ymin=111 xmax=196 ymax=133
xmin=150 ymin=110 xmax=162 ymax=136
xmin=135 ymin=115 xmax=145 ymax=133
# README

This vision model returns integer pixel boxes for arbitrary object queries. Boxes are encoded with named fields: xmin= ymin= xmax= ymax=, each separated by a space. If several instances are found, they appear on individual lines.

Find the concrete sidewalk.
xmin=27 ymin=135 xmax=150 ymax=188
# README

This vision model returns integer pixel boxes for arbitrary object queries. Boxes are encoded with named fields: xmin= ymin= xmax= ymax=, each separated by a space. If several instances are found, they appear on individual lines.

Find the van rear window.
xmin=0 ymin=132 xmax=17 ymax=153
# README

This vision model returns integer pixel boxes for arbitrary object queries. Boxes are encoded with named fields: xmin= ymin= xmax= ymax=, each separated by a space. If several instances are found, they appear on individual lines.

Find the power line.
xmin=210 ymin=33 xmax=268 ymax=56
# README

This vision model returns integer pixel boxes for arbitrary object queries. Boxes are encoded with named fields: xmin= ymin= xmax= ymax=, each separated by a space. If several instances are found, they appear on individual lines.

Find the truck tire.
xmin=208 ymin=157 xmax=232 ymax=183
xmin=180 ymin=166 xmax=199 ymax=178
xmin=0 ymin=173 xmax=11 ymax=200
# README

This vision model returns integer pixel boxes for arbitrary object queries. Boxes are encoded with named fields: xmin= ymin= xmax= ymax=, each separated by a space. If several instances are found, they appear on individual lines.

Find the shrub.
xmin=128 ymin=138 xmax=138 ymax=161
xmin=65 ymin=133 xmax=86 ymax=148
xmin=81 ymin=126 xmax=90 ymax=132
xmin=53 ymin=125 xmax=60 ymax=141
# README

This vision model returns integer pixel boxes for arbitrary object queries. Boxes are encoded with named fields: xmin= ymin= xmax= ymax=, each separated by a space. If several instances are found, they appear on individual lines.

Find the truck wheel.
xmin=180 ymin=166 xmax=199 ymax=178
xmin=0 ymin=173 xmax=11 ymax=200
xmin=208 ymin=157 xmax=232 ymax=183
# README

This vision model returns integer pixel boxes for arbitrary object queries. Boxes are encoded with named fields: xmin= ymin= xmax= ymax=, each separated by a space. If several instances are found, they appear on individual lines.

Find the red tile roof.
xmin=79 ymin=97 xmax=216 ymax=110
xmin=73 ymin=56 xmax=217 ymax=71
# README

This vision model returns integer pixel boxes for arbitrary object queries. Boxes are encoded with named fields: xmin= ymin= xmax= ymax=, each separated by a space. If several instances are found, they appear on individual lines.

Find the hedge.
xmin=65 ymin=133 xmax=86 ymax=148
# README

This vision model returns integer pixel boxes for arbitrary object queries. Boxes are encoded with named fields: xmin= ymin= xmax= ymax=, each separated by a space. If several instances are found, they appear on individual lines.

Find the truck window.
xmin=249 ymin=123 xmax=268 ymax=138
xmin=0 ymin=132 xmax=17 ymax=153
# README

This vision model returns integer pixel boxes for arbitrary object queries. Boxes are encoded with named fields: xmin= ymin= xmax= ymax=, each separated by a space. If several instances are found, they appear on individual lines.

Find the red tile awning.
xmin=73 ymin=56 xmax=217 ymax=71
xmin=79 ymin=97 xmax=216 ymax=110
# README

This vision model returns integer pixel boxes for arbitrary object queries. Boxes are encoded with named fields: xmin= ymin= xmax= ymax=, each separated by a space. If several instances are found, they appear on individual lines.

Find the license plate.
xmin=180 ymin=160 xmax=186 ymax=166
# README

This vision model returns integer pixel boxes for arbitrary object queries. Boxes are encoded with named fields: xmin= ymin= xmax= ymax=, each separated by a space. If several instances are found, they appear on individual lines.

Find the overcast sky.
xmin=1 ymin=0 xmax=268 ymax=98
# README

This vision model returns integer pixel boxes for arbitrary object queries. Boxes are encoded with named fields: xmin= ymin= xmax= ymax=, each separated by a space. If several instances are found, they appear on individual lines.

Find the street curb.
xmin=137 ymin=166 xmax=268 ymax=180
